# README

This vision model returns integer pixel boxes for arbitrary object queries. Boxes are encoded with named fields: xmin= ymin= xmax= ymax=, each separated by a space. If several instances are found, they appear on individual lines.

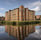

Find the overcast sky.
xmin=0 ymin=0 xmax=41 ymax=16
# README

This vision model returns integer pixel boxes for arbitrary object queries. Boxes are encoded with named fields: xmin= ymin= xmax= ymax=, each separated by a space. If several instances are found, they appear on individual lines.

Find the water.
xmin=0 ymin=24 xmax=41 ymax=40
xmin=0 ymin=25 xmax=17 ymax=40
xmin=25 ymin=24 xmax=41 ymax=40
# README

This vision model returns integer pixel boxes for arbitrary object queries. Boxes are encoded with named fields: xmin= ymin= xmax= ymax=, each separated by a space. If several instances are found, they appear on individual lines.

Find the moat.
xmin=0 ymin=24 xmax=41 ymax=40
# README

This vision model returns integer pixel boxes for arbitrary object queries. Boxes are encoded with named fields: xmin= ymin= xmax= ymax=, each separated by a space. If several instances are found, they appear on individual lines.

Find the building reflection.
xmin=5 ymin=25 xmax=35 ymax=40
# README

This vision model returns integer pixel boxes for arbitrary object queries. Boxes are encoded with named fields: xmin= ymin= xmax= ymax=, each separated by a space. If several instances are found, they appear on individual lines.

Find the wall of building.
xmin=35 ymin=15 xmax=40 ymax=20
xmin=11 ymin=9 xmax=16 ymax=21
xmin=5 ymin=5 xmax=35 ymax=22
xmin=25 ymin=8 xmax=29 ymax=21
xmin=0 ymin=17 xmax=5 ymax=21
xmin=5 ymin=12 xmax=8 ymax=21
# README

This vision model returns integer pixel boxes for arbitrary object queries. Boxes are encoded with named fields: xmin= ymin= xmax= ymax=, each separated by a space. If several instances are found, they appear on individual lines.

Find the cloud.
xmin=24 ymin=1 xmax=39 ymax=8
xmin=25 ymin=29 xmax=41 ymax=40
xmin=31 ymin=6 xmax=40 ymax=11
xmin=24 ymin=1 xmax=41 ymax=15
xmin=31 ymin=5 xmax=41 ymax=14
xmin=0 ymin=8 xmax=7 ymax=16
xmin=30 ymin=1 xmax=41 ymax=11
xmin=0 ymin=8 xmax=5 ymax=10
xmin=0 ymin=0 xmax=41 ymax=16
xmin=0 ymin=13 xmax=5 ymax=17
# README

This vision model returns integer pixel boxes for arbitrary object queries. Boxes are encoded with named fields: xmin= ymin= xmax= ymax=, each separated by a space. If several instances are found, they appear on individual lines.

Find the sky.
xmin=0 ymin=0 xmax=41 ymax=17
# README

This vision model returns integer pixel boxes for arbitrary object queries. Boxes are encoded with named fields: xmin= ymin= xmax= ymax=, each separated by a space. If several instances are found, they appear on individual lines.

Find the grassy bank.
xmin=0 ymin=21 xmax=16 ymax=25
xmin=18 ymin=20 xmax=41 ymax=25
xmin=0 ymin=20 xmax=41 ymax=25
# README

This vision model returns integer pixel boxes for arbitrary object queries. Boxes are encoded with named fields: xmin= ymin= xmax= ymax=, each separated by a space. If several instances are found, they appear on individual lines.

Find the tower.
xmin=19 ymin=5 xmax=25 ymax=21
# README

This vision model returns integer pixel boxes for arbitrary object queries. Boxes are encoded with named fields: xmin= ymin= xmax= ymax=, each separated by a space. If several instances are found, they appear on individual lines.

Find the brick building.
xmin=0 ymin=16 xmax=5 ymax=21
xmin=5 ymin=5 xmax=35 ymax=21
xmin=35 ymin=15 xmax=41 ymax=20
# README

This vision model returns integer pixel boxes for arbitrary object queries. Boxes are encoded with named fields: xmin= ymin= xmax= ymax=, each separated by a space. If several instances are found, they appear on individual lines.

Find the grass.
xmin=17 ymin=20 xmax=41 ymax=25
xmin=0 ymin=20 xmax=41 ymax=25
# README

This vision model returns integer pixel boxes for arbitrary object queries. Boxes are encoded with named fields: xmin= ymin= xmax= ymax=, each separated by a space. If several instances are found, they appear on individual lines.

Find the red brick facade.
xmin=35 ymin=15 xmax=41 ymax=20
xmin=0 ymin=16 xmax=5 ymax=21
xmin=5 ymin=5 xmax=35 ymax=21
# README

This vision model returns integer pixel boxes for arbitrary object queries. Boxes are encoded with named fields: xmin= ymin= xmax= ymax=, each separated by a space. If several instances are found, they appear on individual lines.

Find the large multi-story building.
xmin=5 ymin=5 xmax=35 ymax=22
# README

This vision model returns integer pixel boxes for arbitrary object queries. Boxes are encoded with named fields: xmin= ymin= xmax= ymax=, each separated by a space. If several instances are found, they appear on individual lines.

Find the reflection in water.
xmin=0 ymin=26 xmax=5 ymax=33
xmin=5 ymin=25 xmax=35 ymax=40
xmin=25 ymin=24 xmax=41 ymax=40
xmin=0 ymin=25 xmax=17 ymax=40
